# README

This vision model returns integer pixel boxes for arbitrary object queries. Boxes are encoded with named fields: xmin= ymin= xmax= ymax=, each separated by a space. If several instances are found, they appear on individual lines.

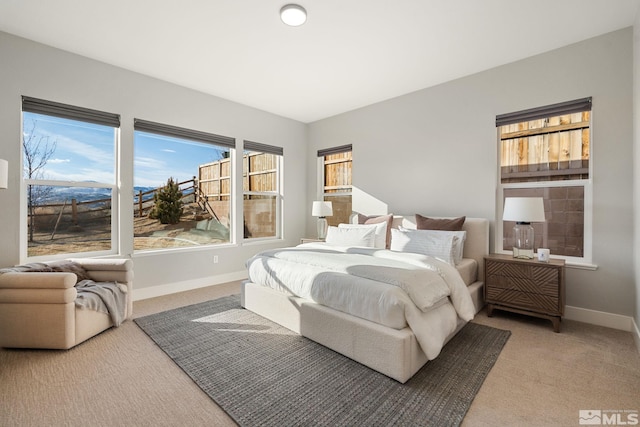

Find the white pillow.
xmin=338 ymin=222 xmax=387 ymax=249
xmin=406 ymin=228 xmax=467 ymax=265
xmin=390 ymin=227 xmax=463 ymax=265
xmin=325 ymin=226 xmax=377 ymax=248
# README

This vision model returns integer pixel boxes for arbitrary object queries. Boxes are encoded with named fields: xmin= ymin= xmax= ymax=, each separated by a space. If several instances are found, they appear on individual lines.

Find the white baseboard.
xmin=564 ymin=305 xmax=634 ymax=332
xmin=633 ymin=318 xmax=640 ymax=354
xmin=132 ymin=271 xmax=247 ymax=301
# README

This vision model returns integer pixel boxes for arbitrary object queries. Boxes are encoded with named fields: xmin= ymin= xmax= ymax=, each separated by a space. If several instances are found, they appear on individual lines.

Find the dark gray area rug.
xmin=135 ymin=295 xmax=510 ymax=427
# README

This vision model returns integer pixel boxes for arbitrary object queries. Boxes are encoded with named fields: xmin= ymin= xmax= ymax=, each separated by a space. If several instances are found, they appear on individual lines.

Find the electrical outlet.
xmin=213 ymin=255 xmax=219 ymax=264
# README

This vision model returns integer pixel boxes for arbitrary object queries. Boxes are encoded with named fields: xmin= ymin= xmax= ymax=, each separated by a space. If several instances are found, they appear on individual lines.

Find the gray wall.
xmin=0 ymin=27 xmax=636 ymax=320
xmin=0 ymin=31 xmax=307 ymax=292
xmin=308 ymin=28 xmax=636 ymax=317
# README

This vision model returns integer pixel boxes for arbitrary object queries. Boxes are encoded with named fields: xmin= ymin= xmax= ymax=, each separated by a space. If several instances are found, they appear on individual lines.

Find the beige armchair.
xmin=0 ymin=258 xmax=133 ymax=349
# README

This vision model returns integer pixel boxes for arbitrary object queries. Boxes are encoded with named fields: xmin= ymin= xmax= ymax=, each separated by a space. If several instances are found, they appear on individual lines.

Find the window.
xmin=318 ymin=145 xmax=352 ymax=226
xmin=496 ymin=97 xmax=592 ymax=262
xmin=242 ymin=141 xmax=283 ymax=239
xmin=21 ymin=96 xmax=120 ymax=259
xmin=133 ymin=119 xmax=235 ymax=251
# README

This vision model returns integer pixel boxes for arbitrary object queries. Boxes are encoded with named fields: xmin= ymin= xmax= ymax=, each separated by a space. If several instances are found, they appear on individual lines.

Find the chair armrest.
xmin=67 ymin=258 xmax=133 ymax=287
xmin=0 ymin=272 xmax=76 ymax=289
xmin=0 ymin=272 xmax=77 ymax=304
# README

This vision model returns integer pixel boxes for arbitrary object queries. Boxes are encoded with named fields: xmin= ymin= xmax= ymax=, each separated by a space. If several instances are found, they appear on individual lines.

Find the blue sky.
xmin=134 ymin=132 xmax=226 ymax=188
xmin=23 ymin=113 xmax=227 ymax=188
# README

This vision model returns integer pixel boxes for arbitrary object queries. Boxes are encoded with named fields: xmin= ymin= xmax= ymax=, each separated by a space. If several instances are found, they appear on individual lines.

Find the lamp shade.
xmin=0 ymin=159 xmax=7 ymax=189
xmin=503 ymin=197 xmax=545 ymax=223
xmin=312 ymin=201 xmax=333 ymax=217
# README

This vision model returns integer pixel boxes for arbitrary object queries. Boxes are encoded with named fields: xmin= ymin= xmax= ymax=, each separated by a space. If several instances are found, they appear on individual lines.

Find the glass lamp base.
xmin=317 ymin=217 xmax=328 ymax=240
xmin=513 ymin=222 xmax=535 ymax=259
xmin=512 ymin=247 xmax=534 ymax=259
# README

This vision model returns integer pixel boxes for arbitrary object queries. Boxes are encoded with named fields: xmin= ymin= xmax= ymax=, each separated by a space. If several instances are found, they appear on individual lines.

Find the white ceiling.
xmin=0 ymin=0 xmax=638 ymax=123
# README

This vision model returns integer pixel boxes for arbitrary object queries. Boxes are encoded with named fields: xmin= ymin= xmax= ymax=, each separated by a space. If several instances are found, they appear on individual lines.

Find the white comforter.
xmin=246 ymin=243 xmax=476 ymax=359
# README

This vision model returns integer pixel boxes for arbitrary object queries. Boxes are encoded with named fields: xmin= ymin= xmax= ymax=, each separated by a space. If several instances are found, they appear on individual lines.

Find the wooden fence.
xmin=322 ymin=151 xmax=352 ymax=226
xmin=198 ymin=152 xmax=278 ymax=236
xmin=28 ymin=178 xmax=198 ymax=238
xmin=198 ymin=151 xmax=278 ymax=200
xmin=28 ymin=196 xmax=113 ymax=240
xmin=323 ymin=151 xmax=352 ymax=194
xmin=29 ymin=150 xmax=345 ymax=238
xmin=500 ymin=112 xmax=590 ymax=182
xmin=134 ymin=178 xmax=197 ymax=218
xmin=30 ymin=197 xmax=111 ymax=224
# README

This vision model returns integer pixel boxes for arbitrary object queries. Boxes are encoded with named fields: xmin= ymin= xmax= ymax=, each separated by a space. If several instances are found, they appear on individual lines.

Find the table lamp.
xmin=312 ymin=201 xmax=333 ymax=240
xmin=503 ymin=197 xmax=545 ymax=259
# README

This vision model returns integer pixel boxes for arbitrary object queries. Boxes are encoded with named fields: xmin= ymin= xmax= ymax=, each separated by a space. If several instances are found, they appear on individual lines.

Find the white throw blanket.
xmin=246 ymin=243 xmax=476 ymax=359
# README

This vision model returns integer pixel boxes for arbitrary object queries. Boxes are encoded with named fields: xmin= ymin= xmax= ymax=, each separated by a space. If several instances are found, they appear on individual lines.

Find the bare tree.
xmin=23 ymin=119 xmax=57 ymax=242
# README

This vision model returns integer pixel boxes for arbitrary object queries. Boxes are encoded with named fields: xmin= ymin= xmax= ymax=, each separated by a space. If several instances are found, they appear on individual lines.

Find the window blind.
xmin=496 ymin=97 xmax=592 ymax=127
xmin=22 ymin=96 xmax=120 ymax=128
xmin=134 ymin=119 xmax=235 ymax=148
xmin=244 ymin=140 xmax=283 ymax=156
xmin=317 ymin=144 xmax=352 ymax=157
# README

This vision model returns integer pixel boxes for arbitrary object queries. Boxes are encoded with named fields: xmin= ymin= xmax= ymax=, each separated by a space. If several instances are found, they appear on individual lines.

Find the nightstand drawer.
xmin=485 ymin=274 xmax=558 ymax=297
xmin=486 ymin=260 xmax=560 ymax=282
xmin=486 ymin=287 xmax=560 ymax=314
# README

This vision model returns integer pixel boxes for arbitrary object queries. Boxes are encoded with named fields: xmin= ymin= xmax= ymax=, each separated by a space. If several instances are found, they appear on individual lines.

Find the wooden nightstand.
xmin=484 ymin=254 xmax=565 ymax=332
xmin=300 ymin=238 xmax=324 ymax=244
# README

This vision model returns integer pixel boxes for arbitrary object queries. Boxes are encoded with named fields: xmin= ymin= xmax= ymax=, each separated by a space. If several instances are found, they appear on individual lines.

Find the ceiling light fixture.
xmin=280 ymin=4 xmax=307 ymax=27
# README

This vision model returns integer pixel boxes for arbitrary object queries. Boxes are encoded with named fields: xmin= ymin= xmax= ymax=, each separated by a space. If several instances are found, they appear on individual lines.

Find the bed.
xmin=241 ymin=215 xmax=489 ymax=383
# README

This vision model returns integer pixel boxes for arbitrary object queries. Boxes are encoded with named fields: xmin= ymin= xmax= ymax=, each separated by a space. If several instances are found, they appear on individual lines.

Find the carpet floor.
xmin=135 ymin=294 xmax=510 ymax=427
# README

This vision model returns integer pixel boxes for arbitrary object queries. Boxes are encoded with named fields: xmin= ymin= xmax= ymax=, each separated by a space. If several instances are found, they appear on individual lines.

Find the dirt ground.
xmin=27 ymin=205 xmax=224 ymax=257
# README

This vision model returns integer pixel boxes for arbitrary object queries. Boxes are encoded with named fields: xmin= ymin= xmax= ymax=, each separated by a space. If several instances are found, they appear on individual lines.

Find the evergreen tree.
xmin=149 ymin=177 xmax=183 ymax=224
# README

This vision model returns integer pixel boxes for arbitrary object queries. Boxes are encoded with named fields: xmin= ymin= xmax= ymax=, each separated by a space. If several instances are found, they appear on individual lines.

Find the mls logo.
xmin=580 ymin=409 xmax=640 ymax=425
xmin=579 ymin=410 xmax=601 ymax=425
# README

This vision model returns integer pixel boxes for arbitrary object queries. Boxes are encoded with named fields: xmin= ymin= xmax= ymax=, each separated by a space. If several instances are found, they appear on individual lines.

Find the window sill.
xmin=493 ymin=250 xmax=597 ymax=271
xmin=242 ymin=237 xmax=284 ymax=247
xmin=565 ymin=261 xmax=598 ymax=271
xmin=132 ymin=242 xmax=238 ymax=257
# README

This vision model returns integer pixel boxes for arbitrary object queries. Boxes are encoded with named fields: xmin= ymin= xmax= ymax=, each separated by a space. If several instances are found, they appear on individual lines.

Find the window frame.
xmin=242 ymin=140 xmax=284 ymax=242
xmin=20 ymin=97 xmax=121 ymax=262
xmin=495 ymin=99 xmax=594 ymax=267
xmin=132 ymin=119 xmax=236 ymax=253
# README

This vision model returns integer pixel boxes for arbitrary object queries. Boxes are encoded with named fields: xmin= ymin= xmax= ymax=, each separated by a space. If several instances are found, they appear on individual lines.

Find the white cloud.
xmin=56 ymin=136 xmax=112 ymax=166
xmin=135 ymin=156 xmax=166 ymax=169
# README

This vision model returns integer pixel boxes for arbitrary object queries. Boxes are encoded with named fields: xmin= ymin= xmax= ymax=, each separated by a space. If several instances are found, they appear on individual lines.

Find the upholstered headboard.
xmin=352 ymin=214 xmax=490 ymax=282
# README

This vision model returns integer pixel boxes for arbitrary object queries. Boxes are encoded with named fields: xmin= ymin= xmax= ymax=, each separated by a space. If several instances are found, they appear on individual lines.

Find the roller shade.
xmin=496 ymin=97 xmax=592 ymax=127
xmin=134 ymin=118 xmax=235 ymax=148
xmin=22 ymin=96 xmax=120 ymax=127
xmin=244 ymin=140 xmax=283 ymax=156
xmin=317 ymin=144 xmax=352 ymax=157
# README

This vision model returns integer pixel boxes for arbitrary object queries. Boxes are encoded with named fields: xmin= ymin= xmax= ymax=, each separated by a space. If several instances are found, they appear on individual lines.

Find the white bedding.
xmin=456 ymin=258 xmax=478 ymax=285
xmin=245 ymin=242 xmax=476 ymax=359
